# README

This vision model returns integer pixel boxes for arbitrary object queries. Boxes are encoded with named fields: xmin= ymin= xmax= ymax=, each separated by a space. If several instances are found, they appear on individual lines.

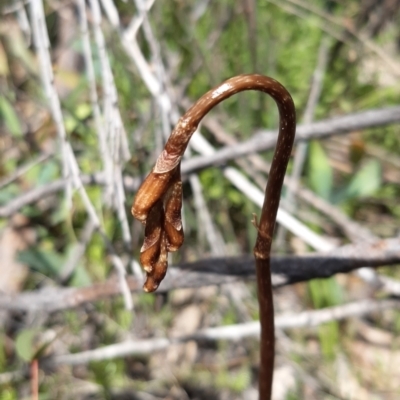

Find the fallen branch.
xmin=1 ymin=237 xmax=399 ymax=313
xmin=1 ymin=106 xmax=399 ymax=219
xmin=181 ymin=106 xmax=400 ymax=174
xmin=43 ymin=297 xmax=400 ymax=366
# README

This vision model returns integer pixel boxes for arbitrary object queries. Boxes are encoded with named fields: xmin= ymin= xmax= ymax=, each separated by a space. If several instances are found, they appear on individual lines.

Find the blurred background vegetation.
xmin=0 ymin=0 xmax=400 ymax=399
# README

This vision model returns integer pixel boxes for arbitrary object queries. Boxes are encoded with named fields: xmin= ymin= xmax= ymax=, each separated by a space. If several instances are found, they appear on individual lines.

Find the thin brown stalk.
xmin=30 ymin=359 xmax=39 ymax=400
xmin=132 ymin=74 xmax=296 ymax=399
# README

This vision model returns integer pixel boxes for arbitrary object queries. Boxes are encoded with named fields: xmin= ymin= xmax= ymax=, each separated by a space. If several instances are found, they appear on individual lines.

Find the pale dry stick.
xmin=66 ymin=147 xmax=133 ymax=310
xmin=243 ymin=150 xmax=397 ymax=293
xmin=135 ymin=0 xmax=193 ymax=178
xmin=211 ymin=153 xmax=400 ymax=310
xmin=89 ymin=0 xmax=130 ymax=162
xmin=84 ymin=0 xmax=141 ymax=276
xmin=44 ymin=298 xmax=400 ymax=367
xmin=1 ymin=236 xmax=400 ymax=313
xmin=131 ymin=0 xmax=179 ymax=166
xmin=0 ymin=369 xmax=26 ymax=385
xmin=112 ymin=5 xmax=161 ymax=96
xmin=186 ymin=135 xmax=400 ymax=292
xmin=280 ymin=51 xmax=398 ymax=294
xmin=29 ymin=0 xmax=135 ymax=297
xmin=174 ymin=6 xmax=233 ymax=96
xmin=106 ymin=0 xmax=176 ymax=180
xmin=267 ymin=0 xmax=400 ymax=78
xmin=30 ymin=1 xmax=98 ymax=216
xmin=127 ymin=3 xmax=227 ymax=256
xmin=1 ymin=105 xmax=399 ymax=218
xmin=14 ymin=0 xmax=31 ymax=44
xmin=223 ymin=166 xmax=334 ymax=252
xmin=188 ymin=112 xmax=331 ymax=250
xmin=0 ymin=152 xmax=52 ymax=188
xmin=179 ymin=120 xmax=331 ymax=253
xmin=76 ymin=0 xmax=113 ymax=203
xmin=121 ymin=0 xmax=156 ymax=44
xmin=98 ymin=0 xmax=120 ymax=27
xmin=190 ymin=0 xmax=211 ymax=21
xmin=197 ymin=114 xmax=374 ymax=243
xmin=1 ymin=0 xmax=23 ymax=14
xmin=285 ymin=0 xmax=400 ymax=77
xmin=182 ymin=105 xmax=400 ymax=173
xmin=59 ymin=218 xmax=97 ymax=283
xmin=278 ymin=35 xmax=331 ymax=246
xmin=189 ymin=174 xmax=226 ymax=256
xmin=29 ymin=0 xmax=72 ymax=205
xmin=87 ymin=0 xmax=131 ymax=200
xmin=0 ymin=172 xmax=141 ymax=218
xmin=132 ymin=74 xmax=296 ymax=400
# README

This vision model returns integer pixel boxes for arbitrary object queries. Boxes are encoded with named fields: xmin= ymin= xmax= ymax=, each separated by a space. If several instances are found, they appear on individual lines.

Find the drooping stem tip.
xmin=132 ymin=74 xmax=296 ymax=399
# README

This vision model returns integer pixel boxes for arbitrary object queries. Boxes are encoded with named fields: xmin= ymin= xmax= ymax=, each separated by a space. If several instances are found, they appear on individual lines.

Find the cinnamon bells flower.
xmin=132 ymin=167 xmax=184 ymax=292
xmin=132 ymin=74 xmax=296 ymax=400
xmin=132 ymin=74 xmax=296 ymax=295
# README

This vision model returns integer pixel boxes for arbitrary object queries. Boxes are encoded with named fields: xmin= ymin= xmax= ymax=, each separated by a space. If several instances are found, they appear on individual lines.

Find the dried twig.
xmin=28 ymin=0 xmax=133 ymax=309
xmin=1 ymin=237 xmax=399 ymax=313
xmin=85 ymin=0 xmax=137 ymax=274
xmin=0 ymin=152 xmax=52 ymax=189
xmin=267 ymin=0 xmax=400 ymax=78
xmin=181 ymin=105 xmax=400 ymax=174
xmin=198 ymin=114 xmax=375 ymax=243
xmin=29 ymin=0 xmax=72 ymax=203
xmin=42 ymin=297 xmax=400 ymax=367
xmin=278 ymin=35 xmax=331 ymax=244
xmin=0 ymin=173 xmax=140 ymax=218
xmin=58 ymin=218 xmax=97 ymax=283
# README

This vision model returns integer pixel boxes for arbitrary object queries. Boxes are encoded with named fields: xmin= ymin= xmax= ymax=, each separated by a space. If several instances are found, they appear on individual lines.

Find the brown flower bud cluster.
xmin=132 ymin=74 xmax=296 ymax=297
xmin=131 ymin=167 xmax=184 ymax=292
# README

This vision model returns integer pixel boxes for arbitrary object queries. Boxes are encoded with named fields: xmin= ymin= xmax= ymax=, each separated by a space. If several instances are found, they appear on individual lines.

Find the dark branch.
xmin=1 ymin=237 xmax=399 ymax=313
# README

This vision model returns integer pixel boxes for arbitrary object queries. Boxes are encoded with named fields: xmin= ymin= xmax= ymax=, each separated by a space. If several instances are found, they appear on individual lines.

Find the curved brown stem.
xmin=132 ymin=74 xmax=296 ymax=399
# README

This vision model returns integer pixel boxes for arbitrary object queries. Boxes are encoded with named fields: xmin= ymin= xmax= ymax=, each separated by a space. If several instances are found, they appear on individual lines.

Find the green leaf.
xmin=308 ymin=277 xmax=343 ymax=309
xmin=69 ymin=264 xmax=92 ymax=287
xmin=38 ymin=161 xmax=59 ymax=185
xmin=0 ymin=333 xmax=6 ymax=369
xmin=0 ymin=97 xmax=21 ymax=137
xmin=309 ymin=277 xmax=342 ymax=360
xmin=18 ymin=248 xmax=65 ymax=276
xmin=15 ymin=329 xmax=39 ymax=362
xmin=75 ymin=103 xmax=91 ymax=120
xmin=318 ymin=321 xmax=339 ymax=360
xmin=308 ymin=140 xmax=333 ymax=200
xmin=0 ymin=183 xmax=19 ymax=205
xmin=344 ymin=160 xmax=381 ymax=199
